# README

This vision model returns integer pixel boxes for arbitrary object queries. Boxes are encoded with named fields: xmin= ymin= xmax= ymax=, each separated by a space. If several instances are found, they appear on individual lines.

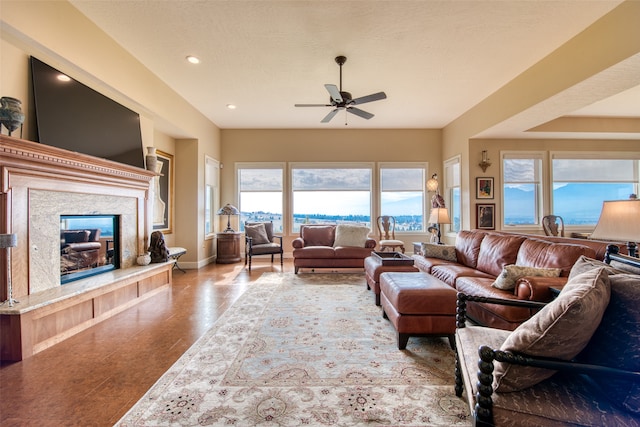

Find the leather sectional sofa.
xmin=412 ymin=229 xmax=617 ymax=330
xmin=292 ymin=224 xmax=376 ymax=274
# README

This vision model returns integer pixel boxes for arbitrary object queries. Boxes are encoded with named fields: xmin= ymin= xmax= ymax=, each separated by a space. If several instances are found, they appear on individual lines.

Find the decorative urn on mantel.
xmin=145 ymin=147 xmax=158 ymax=172
xmin=0 ymin=96 xmax=25 ymax=137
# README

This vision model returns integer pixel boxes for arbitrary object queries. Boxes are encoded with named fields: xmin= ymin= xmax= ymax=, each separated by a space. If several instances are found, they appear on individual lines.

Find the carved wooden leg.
xmin=475 ymin=346 xmax=495 ymax=426
xmin=448 ymin=334 xmax=455 ymax=350
xmin=454 ymin=352 xmax=463 ymax=397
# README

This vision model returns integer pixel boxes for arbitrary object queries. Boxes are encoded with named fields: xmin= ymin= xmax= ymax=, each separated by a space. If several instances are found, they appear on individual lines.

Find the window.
xmin=503 ymin=152 xmax=543 ymax=226
xmin=444 ymin=157 xmax=461 ymax=232
xmin=204 ymin=156 xmax=219 ymax=237
xmin=291 ymin=164 xmax=372 ymax=232
xmin=380 ymin=164 xmax=426 ymax=232
xmin=551 ymin=154 xmax=639 ymax=225
xmin=237 ymin=164 xmax=284 ymax=233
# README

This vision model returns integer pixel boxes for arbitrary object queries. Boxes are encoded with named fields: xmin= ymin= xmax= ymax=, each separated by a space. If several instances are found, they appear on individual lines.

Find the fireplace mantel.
xmin=0 ymin=135 xmax=170 ymax=361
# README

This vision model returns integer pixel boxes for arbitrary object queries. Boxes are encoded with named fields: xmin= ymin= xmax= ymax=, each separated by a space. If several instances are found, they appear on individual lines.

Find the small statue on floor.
xmin=148 ymin=230 xmax=169 ymax=263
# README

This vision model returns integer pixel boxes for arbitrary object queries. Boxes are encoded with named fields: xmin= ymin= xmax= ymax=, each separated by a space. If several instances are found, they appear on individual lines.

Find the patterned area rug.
xmin=116 ymin=273 xmax=470 ymax=426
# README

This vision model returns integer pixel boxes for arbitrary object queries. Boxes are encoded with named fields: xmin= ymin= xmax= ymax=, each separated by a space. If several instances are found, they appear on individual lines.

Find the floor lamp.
xmin=0 ymin=233 xmax=19 ymax=307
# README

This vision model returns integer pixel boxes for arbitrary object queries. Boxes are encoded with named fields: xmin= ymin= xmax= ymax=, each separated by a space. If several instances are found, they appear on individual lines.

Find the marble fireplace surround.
xmin=1 ymin=135 xmax=172 ymax=361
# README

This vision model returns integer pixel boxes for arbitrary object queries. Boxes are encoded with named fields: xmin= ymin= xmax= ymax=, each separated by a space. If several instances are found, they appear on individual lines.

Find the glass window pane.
xmin=381 ymin=191 xmax=424 ymax=231
xmin=553 ymin=183 xmax=634 ymax=225
xmin=381 ymin=168 xmax=423 ymax=191
xmin=504 ymin=184 xmax=538 ymax=225
xmin=292 ymin=168 xmax=370 ymax=191
xmin=553 ymin=159 xmax=636 ymax=182
xmin=450 ymin=187 xmax=461 ymax=232
xmin=239 ymin=168 xmax=282 ymax=191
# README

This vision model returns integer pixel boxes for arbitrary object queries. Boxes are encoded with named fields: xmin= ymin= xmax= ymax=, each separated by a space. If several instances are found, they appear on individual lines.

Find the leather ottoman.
xmin=380 ymin=272 xmax=457 ymax=350
xmin=364 ymin=254 xmax=419 ymax=306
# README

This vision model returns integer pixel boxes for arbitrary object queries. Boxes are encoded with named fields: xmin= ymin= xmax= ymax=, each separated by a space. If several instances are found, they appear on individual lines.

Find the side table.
xmin=216 ymin=232 xmax=242 ymax=264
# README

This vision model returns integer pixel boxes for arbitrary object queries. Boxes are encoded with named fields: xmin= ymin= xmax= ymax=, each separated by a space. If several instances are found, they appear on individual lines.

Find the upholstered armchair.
xmin=244 ymin=221 xmax=283 ymax=271
xmin=454 ymin=249 xmax=640 ymax=426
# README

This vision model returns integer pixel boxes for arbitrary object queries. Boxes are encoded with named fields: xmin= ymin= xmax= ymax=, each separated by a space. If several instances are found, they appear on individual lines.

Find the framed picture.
xmin=477 ymin=203 xmax=495 ymax=230
xmin=476 ymin=177 xmax=494 ymax=199
xmin=153 ymin=150 xmax=174 ymax=234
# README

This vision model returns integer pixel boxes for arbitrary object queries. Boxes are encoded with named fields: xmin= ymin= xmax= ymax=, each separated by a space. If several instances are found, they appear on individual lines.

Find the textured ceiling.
xmin=69 ymin=0 xmax=639 ymax=137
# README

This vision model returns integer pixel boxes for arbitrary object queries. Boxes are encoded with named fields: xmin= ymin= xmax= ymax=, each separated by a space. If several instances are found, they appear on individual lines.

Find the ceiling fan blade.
xmin=347 ymin=107 xmax=374 ymax=120
xmin=324 ymin=84 xmax=343 ymax=103
xmin=321 ymin=109 xmax=340 ymax=123
xmin=295 ymin=104 xmax=333 ymax=107
xmin=351 ymin=91 xmax=387 ymax=105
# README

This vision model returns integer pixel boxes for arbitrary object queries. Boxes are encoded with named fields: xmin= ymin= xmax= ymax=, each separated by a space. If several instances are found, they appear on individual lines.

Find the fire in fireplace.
xmin=60 ymin=215 xmax=120 ymax=284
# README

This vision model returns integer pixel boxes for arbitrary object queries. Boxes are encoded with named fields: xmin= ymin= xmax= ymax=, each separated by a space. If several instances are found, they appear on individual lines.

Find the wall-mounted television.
xmin=30 ymin=56 xmax=144 ymax=169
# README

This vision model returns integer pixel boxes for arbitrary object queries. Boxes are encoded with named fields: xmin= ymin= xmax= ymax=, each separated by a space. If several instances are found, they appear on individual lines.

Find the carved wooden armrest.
xmin=474 ymin=345 xmax=640 ymax=426
xmin=456 ymin=292 xmax=548 ymax=328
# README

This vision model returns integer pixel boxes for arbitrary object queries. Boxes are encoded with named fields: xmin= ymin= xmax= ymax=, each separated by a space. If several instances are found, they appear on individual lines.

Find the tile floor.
xmin=0 ymin=260 xmax=288 ymax=426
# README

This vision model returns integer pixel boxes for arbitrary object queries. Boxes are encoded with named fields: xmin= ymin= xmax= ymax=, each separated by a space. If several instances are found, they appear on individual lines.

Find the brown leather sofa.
xmin=292 ymin=224 xmax=376 ymax=274
xmin=413 ymin=229 xmax=617 ymax=330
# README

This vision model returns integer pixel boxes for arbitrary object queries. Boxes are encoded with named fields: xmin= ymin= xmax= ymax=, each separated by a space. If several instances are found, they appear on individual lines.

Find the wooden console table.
xmin=216 ymin=232 xmax=242 ymax=263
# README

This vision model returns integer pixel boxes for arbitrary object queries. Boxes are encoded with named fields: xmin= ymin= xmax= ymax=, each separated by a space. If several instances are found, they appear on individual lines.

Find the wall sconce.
xmin=479 ymin=150 xmax=491 ymax=172
xmin=426 ymin=173 xmax=439 ymax=193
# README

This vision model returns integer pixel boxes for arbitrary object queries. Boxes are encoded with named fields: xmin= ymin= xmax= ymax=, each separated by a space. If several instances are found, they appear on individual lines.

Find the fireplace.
xmin=60 ymin=215 xmax=120 ymax=284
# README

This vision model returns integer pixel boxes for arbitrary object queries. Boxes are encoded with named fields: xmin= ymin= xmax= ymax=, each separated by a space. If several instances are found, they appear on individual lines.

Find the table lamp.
xmin=217 ymin=204 xmax=240 ymax=232
xmin=0 ymin=233 xmax=19 ymax=307
xmin=590 ymin=199 xmax=640 ymax=257
xmin=428 ymin=207 xmax=451 ymax=245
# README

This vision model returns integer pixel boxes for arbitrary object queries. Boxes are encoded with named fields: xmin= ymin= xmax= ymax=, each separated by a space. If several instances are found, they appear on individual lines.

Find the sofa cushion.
xmin=421 ymin=243 xmax=457 ymax=262
xmin=516 ymin=239 xmax=596 ymax=277
xmin=454 ymin=230 xmax=486 ymax=268
xmin=476 ymin=234 xmax=526 ymax=277
xmin=245 ymin=223 xmax=270 ymax=245
xmin=301 ymin=225 xmax=335 ymax=246
xmin=578 ymin=272 xmax=640 ymax=414
xmin=494 ymin=267 xmax=610 ymax=392
xmin=333 ymin=224 xmax=370 ymax=247
xmin=492 ymin=265 xmax=561 ymax=291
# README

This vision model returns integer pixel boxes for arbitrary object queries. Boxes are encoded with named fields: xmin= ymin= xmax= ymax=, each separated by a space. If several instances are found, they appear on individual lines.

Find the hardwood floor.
xmin=0 ymin=260 xmax=289 ymax=426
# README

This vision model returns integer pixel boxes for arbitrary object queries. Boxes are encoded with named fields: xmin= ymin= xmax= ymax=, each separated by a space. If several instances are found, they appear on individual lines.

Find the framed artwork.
xmin=477 ymin=203 xmax=495 ymax=230
xmin=476 ymin=177 xmax=494 ymax=199
xmin=153 ymin=150 xmax=174 ymax=234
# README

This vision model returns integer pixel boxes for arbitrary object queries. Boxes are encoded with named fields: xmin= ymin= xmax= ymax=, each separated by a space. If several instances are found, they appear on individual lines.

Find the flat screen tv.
xmin=30 ymin=56 xmax=144 ymax=169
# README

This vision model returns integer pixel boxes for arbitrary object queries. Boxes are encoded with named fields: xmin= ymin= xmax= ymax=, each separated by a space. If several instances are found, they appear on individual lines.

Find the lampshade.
xmin=590 ymin=200 xmax=640 ymax=243
xmin=426 ymin=174 xmax=439 ymax=192
xmin=428 ymin=207 xmax=451 ymax=225
xmin=217 ymin=204 xmax=239 ymax=216
xmin=0 ymin=234 xmax=18 ymax=249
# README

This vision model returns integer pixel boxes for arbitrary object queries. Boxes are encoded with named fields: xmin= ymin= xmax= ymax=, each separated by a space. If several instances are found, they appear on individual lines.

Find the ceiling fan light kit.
xmin=295 ymin=56 xmax=387 ymax=123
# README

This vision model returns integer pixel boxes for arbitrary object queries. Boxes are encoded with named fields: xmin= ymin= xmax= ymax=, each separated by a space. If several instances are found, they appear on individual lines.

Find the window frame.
xmin=289 ymin=162 xmax=374 ymax=233
xmin=378 ymin=162 xmax=428 ymax=233
xmin=236 ymin=162 xmax=285 ymax=234
xmin=501 ymin=151 xmax=544 ymax=230
xmin=204 ymin=155 xmax=220 ymax=239
xmin=444 ymin=155 xmax=461 ymax=234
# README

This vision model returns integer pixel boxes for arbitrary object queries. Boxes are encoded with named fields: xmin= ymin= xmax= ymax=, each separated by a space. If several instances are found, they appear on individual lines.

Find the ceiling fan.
xmin=295 ymin=56 xmax=387 ymax=123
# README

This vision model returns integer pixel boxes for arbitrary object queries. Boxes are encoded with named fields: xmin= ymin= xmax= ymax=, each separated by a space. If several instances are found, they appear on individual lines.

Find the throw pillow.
xmin=492 ymin=265 xmax=562 ymax=291
xmin=245 ymin=223 xmax=270 ymax=245
xmin=568 ymin=255 xmax=624 ymax=281
xmin=493 ymin=267 xmax=611 ymax=392
xmin=64 ymin=230 xmax=90 ymax=243
xmin=578 ymin=273 xmax=640 ymax=414
xmin=333 ymin=224 xmax=370 ymax=247
xmin=421 ymin=243 xmax=457 ymax=262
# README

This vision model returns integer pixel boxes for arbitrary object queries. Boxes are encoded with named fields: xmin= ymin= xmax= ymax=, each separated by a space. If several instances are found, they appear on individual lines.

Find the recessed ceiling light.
xmin=57 ymin=74 xmax=71 ymax=82
xmin=186 ymin=55 xmax=200 ymax=64
xmin=227 ymin=104 xmax=237 ymax=110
